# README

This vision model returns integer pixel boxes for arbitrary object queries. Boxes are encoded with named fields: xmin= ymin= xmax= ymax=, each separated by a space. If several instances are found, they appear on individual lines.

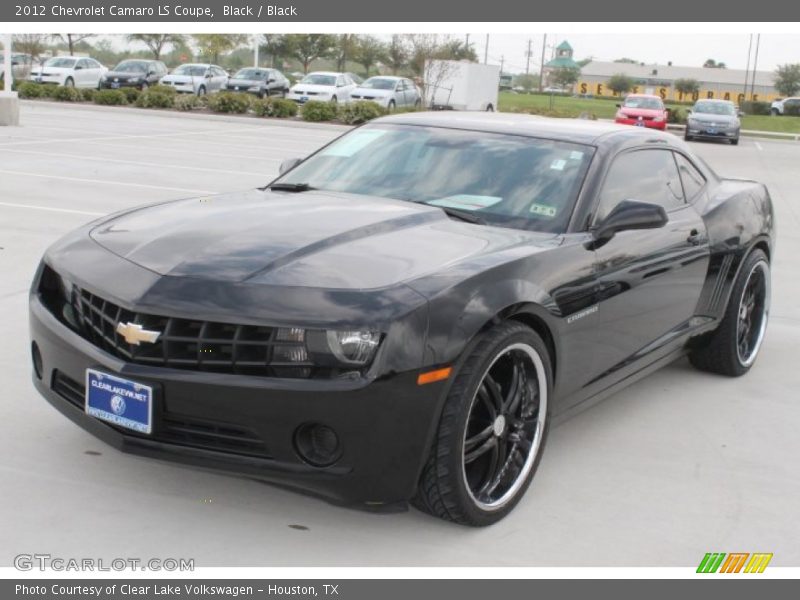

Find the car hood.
xmin=88 ymin=190 xmax=552 ymax=290
xmin=619 ymin=107 xmax=665 ymax=118
xmin=105 ymin=71 xmax=146 ymax=80
xmin=228 ymin=78 xmax=262 ymax=87
xmin=290 ymin=83 xmax=335 ymax=93
xmin=689 ymin=113 xmax=738 ymax=125
xmin=353 ymin=88 xmax=391 ymax=97
xmin=31 ymin=66 xmax=72 ymax=74
xmin=161 ymin=75 xmax=198 ymax=84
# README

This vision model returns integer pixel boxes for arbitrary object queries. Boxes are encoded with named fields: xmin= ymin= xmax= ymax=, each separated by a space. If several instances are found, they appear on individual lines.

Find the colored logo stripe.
xmin=697 ymin=553 xmax=726 ymax=573
xmin=744 ymin=553 xmax=773 ymax=573
xmin=697 ymin=552 xmax=773 ymax=573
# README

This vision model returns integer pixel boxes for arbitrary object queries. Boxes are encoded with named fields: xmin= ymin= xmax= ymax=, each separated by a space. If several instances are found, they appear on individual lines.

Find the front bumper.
xmin=686 ymin=123 xmax=739 ymax=139
xmin=99 ymin=80 xmax=142 ymax=90
xmin=614 ymin=117 xmax=667 ymax=130
xmin=29 ymin=75 xmax=64 ymax=86
xmin=30 ymin=294 xmax=448 ymax=509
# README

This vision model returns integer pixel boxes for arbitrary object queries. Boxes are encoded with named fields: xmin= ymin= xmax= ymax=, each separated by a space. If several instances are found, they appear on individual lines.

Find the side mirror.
xmin=147 ymin=70 xmax=155 ymax=77
xmin=279 ymin=157 xmax=303 ymax=175
xmin=593 ymin=200 xmax=668 ymax=244
xmin=75 ymin=65 xmax=83 ymax=70
xmin=205 ymin=73 xmax=213 ymax=79
xmin=268 ymin=77 xmax=276 ymax=83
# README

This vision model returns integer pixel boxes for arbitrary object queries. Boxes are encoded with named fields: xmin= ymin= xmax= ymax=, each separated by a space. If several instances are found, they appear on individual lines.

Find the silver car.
xmin=159 ymin=63 xmax=228 ymax=96
xmin=685 ymin=99 xmax=742 ymax=145
xmin=349 ymin=76 xmax=421 ymax=110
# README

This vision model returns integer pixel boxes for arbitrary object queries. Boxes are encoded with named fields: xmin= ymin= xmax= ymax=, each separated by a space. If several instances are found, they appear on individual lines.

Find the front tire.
xmin=64 ymin=77 xmax=74 ymax=88
xmin=388 ymin=99 xmax=396 ymax=111
xmin=197 ymin=85 xmax=206 ymax=97
xmin=690 ymin=249 xmax=770 ymax=376
xmin=413 ymin=321 xmax=551 ymax=526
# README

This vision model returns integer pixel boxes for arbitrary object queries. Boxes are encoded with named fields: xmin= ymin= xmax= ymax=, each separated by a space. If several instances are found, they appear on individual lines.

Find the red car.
xmin=615 ymin=94 xmax=669 ymax=130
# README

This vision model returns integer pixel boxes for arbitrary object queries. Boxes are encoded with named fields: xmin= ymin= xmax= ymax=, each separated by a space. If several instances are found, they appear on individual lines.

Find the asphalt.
xmin=1 ymin=101 xmax=798 ymax=567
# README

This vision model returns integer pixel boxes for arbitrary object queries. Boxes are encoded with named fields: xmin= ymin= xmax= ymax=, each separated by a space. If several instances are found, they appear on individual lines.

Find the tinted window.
xmin=674 ymin=153 xmax=706 ymax=201
xmin=596 ymin=149 xmax=685 ymax=222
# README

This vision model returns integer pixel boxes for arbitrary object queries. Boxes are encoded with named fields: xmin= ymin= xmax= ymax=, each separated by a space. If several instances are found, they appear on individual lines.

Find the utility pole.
xmin=525 ymin=39 xmax=532 ymax=75
xmin=500 ymin=55 xmax=504 ymax=74
xmin=253 ymin=34 xmax=259 ymax=68
xmin=539 ymin=33 xmax=547 ymax=92
xmin=750 ymin=33 xmax=761 ymax=100
xmin=743 ymin=33 xmax=753 ymax=101
xmin=484 ymin=34 xmax=489 ymax=64
xmin=465 ymin=33 xmax=470 ymax=49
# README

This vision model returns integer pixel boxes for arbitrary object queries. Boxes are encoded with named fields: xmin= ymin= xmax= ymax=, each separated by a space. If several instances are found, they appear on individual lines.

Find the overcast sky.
xmin=468 ymin=33 xmax=797 ymax=74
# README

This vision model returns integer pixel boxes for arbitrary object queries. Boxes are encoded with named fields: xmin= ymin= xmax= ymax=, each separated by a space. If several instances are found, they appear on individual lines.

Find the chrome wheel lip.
xmin=461 ymin=342 xmax=547 ymax=512
xmin=736 ymin=259 xmax=770 ymax=367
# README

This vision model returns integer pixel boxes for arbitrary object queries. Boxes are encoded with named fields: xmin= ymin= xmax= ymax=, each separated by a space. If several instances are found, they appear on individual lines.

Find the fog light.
xmin=294 ymin=423 xmax=341 ymax=467
xmin=31 ymin=342 xmax=43 ymax=380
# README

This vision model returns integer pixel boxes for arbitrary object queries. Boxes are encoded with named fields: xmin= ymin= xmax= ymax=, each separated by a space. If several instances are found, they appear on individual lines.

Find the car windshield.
xmin=173 ymin=65 xmax=207 ymax=76
xmin=274 ymin=124 xmax=595 ymax=234
xmin=235 ymin=68 xmax=269 ymax=80
xmin=360 ymin=78 xmax=397 ymax=90
xmin=623 ymin=97 xmax=663 ymax=110
xmin=301 ymin=74 xmax=336 ymax=86
xmin=693 ymin=102 xmax=735 ymax=116
xmin=44 ymin=57 xmax=77 ymax=68
xmin=114 ymin=61 xmax=150 ymax=73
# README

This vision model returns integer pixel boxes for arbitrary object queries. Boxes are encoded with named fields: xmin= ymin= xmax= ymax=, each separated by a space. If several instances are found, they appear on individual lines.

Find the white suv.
xmin=770 ymin=97 xmax=800 ymax=116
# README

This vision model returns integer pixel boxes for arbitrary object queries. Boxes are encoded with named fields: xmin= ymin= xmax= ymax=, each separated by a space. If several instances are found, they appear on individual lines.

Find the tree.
xmin=260 ymin=34 xmax=290 ymax=68
xmin=384 ymin=35 xmax=408 ymax=75
xmin=11 ymin=34 xmax=49 ymax=61
xmin=774 ymin=64 xmax=800 ymax=97
xmin=608 ymin=73 xmax=634 ymax=96
xmin=550 ymin=67 xmax=580 ymax=90
xmin=703 ymin=58 xmax=726 ymax=69
xmin=284 ymin=34 xmax=337 ymax=74
xmin=332 ymin=34 xmax=357 ymax=72
xmin=674 ymin=78 xmax=700 ymax=99
xmin=405 ymin=34 xmax=476 ymax=77
xmin=354 ymin=35 xmax=387 ymax=77
xmin=54 ymin=34 xmax=95 ymax=56
xmin=514 ymin=73 xmax=538 ymax=93
xmin=127 ymin=34 xmax=185 ymax=61
xmin=192 ymin=34 xmax=248 ymax=65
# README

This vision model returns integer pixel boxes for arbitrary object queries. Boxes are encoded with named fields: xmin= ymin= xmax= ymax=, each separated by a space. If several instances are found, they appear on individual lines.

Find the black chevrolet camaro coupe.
xmin=30 ymin=113 xmax=774 ymax=526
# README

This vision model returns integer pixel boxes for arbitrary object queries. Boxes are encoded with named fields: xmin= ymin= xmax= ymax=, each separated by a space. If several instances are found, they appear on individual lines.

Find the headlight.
xmin=269 ymin=327 xmax=382 ymax=372
xmin=248 ymin=86 xmax=260 ymax=91
xmin=129 ymin=77 xmax=141 ymax=83
xmin=325 ymin=330 xmax=381 ymax=365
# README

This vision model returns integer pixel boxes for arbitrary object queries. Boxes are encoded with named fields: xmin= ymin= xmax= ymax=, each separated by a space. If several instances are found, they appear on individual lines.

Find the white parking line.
xmin=0 ymin=147 xmax=272 ymax=177
xmin=0 ymin=201 xmax=104 ymax=216
xmin=0 ymin=128 xmax=232 ymax=148
xmin=71 ymin=139 xmax=281 ymax=163
xmin=755 ymin=141 xmax=764 ymax=151
xmin=0 ymin=169 xmax=215 ymax=194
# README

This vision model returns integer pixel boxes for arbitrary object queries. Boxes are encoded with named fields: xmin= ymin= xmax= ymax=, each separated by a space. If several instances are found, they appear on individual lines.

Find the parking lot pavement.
xmin=1 ymin=102 xmax=798 ymax=567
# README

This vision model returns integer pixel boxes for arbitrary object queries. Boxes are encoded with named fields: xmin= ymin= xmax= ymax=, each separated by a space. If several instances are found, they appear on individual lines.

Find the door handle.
xmin=687 ymin=229 xmax=704 ymax=245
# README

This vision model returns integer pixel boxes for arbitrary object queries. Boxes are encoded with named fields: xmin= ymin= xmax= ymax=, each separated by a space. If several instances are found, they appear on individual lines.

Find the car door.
xmin=579 ymin=148 xmax=710 ymax=394
xmin=394 ymin=80 xmax=408 ymax=106
xmin=74 ymin=59 xmax=90 ymax=87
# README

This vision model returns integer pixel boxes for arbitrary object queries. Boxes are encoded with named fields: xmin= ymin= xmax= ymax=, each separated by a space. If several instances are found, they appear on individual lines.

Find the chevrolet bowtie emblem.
xmin=116 ymin=322 xmax=161 ymax=345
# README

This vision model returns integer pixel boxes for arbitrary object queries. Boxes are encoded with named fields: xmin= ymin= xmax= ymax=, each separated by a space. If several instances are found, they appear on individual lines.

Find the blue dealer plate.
xmin=85 ymin=369 xmax=153 ymax=434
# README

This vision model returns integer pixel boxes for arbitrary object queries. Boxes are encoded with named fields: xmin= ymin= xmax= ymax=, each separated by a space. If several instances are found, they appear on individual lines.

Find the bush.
xmin=740 ymin=100 xmax=770 ymax=116
xmin=79 ymin=88 xmax=97 ymax=102
xmin=50 ymin=86 xmax=82 ymax=102
xmin=173 ymin=94 xmax=202 ymax=111
xmin=134 ymin=89 xmax=175 ymax=109
xmin=122 ymin=87 xmax=141 ymax=104
xmin=667 ymin=107 xmax=686 ymax=124
xmin=16 ymin=81 xmax=45 ymax=99
xmin=784 ymin=104 xmax=800 ymax=116
xmin=252 ymin=97 xmax=298 ymax=118
xmin=147 ymin=84 xmax=178 ymax=96
xmin=301 ymin=100 xmax=338 ymax=122
xmin=206 ymin=91 xmax=253 ymax=114
xmin=337 ymin=100 xmax=386 ymax=124
xmin=93 ymin=89 xmax=127 ymax=105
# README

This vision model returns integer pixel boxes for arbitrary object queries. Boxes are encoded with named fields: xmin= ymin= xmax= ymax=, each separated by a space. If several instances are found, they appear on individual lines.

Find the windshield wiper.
xmin=269 ymin=182 xmax=316 ymax=192
xmin=427 ymin=205 xmax=487 ymax=225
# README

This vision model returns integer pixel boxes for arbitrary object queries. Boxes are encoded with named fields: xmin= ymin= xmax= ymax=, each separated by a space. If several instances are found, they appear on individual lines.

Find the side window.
xmin=595 ymin=149 xmax=685 ymax=223
xmin=674 ymin=153 xmax=706 ymax=201
xmin=77 ymin=59 xmax=89 ymax=69
xmin=336 ymin=75 xmax=345 ymax=87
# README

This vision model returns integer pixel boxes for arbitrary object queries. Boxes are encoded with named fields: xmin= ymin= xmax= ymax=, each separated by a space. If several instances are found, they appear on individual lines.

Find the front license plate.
xmin=300 ymin=96 xmax=309 ymax=102
xmin=706 ymin=128 xmax=718 ymax=134
xmin=635 ymin=120 xmax=645 ymax=127
xmin=111 ymin=82 xmax=120 ymax=89
xmin=85 ymin=369 xmax=153 ymax=434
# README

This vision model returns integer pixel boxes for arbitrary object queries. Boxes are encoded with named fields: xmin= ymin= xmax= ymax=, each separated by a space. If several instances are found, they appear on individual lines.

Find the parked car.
xmin=225 ymin=67 xmax=289 ymax=98
xmin=99 ymin=60 xmax=167 ymax=91
xmin=28 ymin=56 xmax=107 ymax=88
xmin=614 ymin=93 xmax=669 ymax=130
xmin=349 ymin=76 xmax=421 ymax=110
xmin=685 ymin=99 xmax=741 ymax=144
xmin=769 ymin=97 xmax=800 ymax=116
xmin=30 ymin=113 xmax=774 ymax=526
xmin=160 ymin=63 xmax=228 ymax=96
xmin=286 ymin=71 xmax=358 ymax=104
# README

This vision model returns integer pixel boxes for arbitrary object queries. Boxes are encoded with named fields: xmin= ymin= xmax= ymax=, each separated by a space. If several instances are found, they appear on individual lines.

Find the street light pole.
xmin=539 ymin=33 xmax=547 ymax=92
xmin=750 ymin=33 xmax=761 ymax=100
xmin=2 ymin=34 xmax=11 ymax=92
xmin=484 ymin=34 xmax=489 ymax=65
xmin=743 ymin=33 xmax=753 ymax=101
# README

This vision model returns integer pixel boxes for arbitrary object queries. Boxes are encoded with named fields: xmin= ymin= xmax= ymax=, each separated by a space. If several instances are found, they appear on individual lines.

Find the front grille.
xmin=51 ymin=370 xmax=271 ymax=458
xmin=69 ymin=286 xmax=316 ymax=378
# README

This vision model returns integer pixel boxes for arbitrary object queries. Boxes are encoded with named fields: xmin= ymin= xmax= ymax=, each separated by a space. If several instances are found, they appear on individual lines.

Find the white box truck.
xmin=424 ymin=60 xmax=500 ymax=112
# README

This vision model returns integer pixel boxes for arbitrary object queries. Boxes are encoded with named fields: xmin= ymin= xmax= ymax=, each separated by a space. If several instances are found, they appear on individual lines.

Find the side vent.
xmin=697 ymin=254 xmax=734 ymax=316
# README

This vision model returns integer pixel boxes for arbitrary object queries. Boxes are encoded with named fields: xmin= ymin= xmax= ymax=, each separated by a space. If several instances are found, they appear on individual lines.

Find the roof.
xmin=556 ymin=41 xmax=573 ymax=51
xmin=376 ymin=111 xmax=676 ymax=146
xmin=545 ymin=56 xmax=580 ymax=69
xmin=581 ymin=60 xmax=775 ymax=87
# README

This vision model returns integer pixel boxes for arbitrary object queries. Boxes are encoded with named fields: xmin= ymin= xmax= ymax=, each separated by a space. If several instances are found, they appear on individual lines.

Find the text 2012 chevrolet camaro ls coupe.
xmin=30 ymin=113 xmax=774 ymax=526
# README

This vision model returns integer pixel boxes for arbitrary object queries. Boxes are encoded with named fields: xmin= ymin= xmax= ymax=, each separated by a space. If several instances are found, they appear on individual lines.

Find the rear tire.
xmin=388 ymin=99 xmax=396 ymax=111
xmin=197 ymin=85 xmax=206 ymax=97
xmin=413 ymin=321 xmax=551 ymax=526
xmin=64 ymin=77 xmax=74 ymax=88
xmin=689 ymin=249 xmax=770 ymax=377
xmin=770 ymin=108 xmax=779 ymax=116
xmin=731 ymin=137 xmax=740 ymax=145
xmin=684 ymin=131 xmax=693 ymax=141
